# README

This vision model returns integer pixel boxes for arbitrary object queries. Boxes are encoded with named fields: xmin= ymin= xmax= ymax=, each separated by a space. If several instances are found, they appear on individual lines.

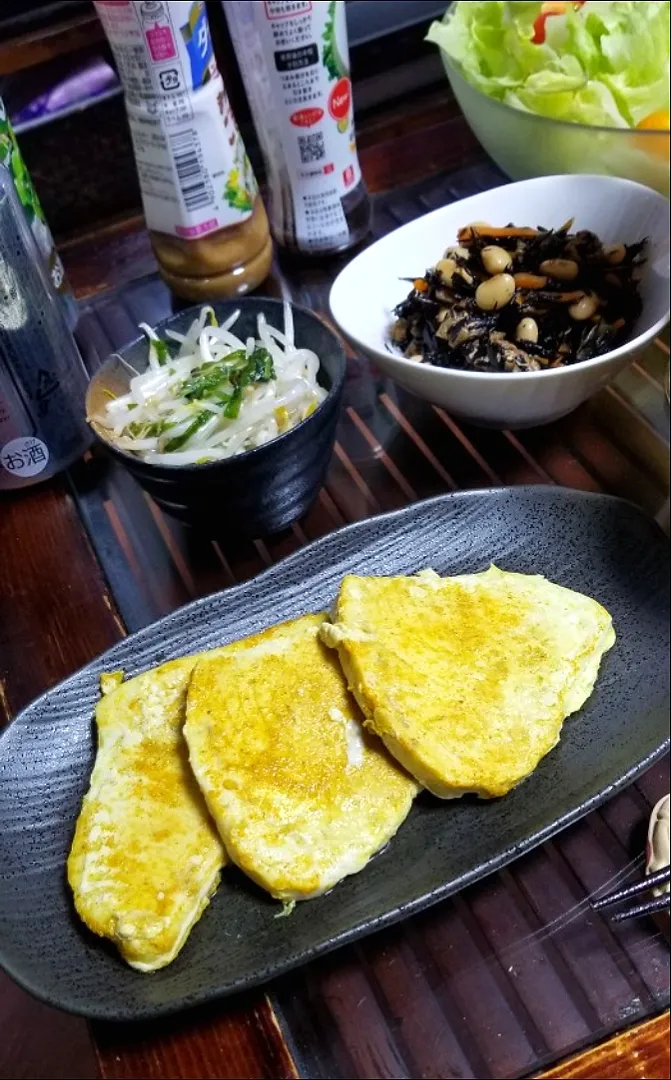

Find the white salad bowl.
xmin=330 ymin=175 xmax=670 ymax=428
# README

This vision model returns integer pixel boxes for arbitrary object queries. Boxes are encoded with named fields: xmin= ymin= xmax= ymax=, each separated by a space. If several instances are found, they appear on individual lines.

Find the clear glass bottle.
xmin=94 ymin=0 xmax=272 ymax=301
xmin=224 ymin=0 xmax=372 ymax=256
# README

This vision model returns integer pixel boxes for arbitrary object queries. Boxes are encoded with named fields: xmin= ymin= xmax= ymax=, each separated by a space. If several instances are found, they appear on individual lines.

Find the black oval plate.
xmin=0 ymin=488 xmax=668 ymax=1020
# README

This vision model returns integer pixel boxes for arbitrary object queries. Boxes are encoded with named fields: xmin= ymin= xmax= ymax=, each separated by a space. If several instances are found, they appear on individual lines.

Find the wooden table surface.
xmin=1 ymin=88 xmax=669 ymax=1080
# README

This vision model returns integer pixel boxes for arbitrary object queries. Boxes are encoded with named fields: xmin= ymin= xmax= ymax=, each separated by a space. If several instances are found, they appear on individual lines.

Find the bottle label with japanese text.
xmin=225 ymin=0 xmax=362 ymax=252
xmin=0 ymin=435 xmax=50 ymax=481
xmin=95 ymin=0 xmax=257 ymax=239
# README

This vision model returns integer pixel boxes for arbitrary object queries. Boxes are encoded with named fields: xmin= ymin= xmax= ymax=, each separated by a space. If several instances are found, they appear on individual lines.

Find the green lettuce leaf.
xmin=426 ymin=1 xmax=670 ymax=129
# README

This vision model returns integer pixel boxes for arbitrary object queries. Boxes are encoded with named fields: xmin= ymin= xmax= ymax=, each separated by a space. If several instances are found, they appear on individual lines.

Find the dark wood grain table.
xmin=1 ymin=91 xmax=669 ymax=1080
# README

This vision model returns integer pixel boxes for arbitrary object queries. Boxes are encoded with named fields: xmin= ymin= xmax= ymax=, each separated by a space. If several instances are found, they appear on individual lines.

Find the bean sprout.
xmin=95 ymin=305 xmax=327 ymax=465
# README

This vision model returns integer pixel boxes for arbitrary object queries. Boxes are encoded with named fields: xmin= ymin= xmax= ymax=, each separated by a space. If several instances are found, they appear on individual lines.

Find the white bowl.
xmin=330 ymin=175 xmax=670 ymax=428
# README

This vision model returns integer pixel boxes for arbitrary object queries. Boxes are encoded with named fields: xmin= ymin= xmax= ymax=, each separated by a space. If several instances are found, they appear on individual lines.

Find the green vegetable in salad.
xmin=153 ymin=338 xmax=174 ymax=366
xmin=230 ymin=347 xmax=275 ymax=390
xmin=127 ymin=419 xmax=175 ymax=439
xmin=164 ymin=411 xmax=212 ymax=452
xmin=223 ymin=389 xmax=243 ymax=420
xmin=180 ymin=346 xmax=275 ymax=404
xmin=181 ymin=350 xmax=246 ymax=399
xmin=427 ymin=1 xmax=670 ymax=129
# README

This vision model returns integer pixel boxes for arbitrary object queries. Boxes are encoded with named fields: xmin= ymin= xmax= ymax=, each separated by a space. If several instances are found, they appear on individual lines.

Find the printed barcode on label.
xmin=169 ymin=131 xmax=213 ymax=212
xmin=297 ymin=131 xmax=325 ymax=165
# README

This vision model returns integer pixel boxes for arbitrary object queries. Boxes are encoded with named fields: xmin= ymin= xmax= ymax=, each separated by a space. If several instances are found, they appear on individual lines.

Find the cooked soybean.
xmin=539 ymin=258 xmax=579 ymax=281
xmin=475 ymin=273 xmax=516 ymax=311
xmin=482 ymin=245 xmax=513 ymax=275
xmin=515 ymin=317 xmax=539 ymax=344
xmin=568 ymin=292 xmax=599 ymax=321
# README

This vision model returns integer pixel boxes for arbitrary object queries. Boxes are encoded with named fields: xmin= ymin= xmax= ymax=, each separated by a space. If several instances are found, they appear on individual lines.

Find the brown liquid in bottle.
xmin=274 ymin=178 xmax=371 ymax=258
xmin=151 ymin=196 xmax=273 ymax=302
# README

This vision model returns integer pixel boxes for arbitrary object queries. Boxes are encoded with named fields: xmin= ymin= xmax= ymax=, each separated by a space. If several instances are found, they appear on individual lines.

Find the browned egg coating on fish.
xmin=184 ymin=614 xmax=418 ymax=902
xmin=321 ymin=567 xmax=615 ymax=799
xmin=68 ymin=658 xmax=226 ymax=971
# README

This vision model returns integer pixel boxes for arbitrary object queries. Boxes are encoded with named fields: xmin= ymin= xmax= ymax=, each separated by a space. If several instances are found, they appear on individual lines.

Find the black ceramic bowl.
xmin=86 ymin=298 xmax=346 ymax=535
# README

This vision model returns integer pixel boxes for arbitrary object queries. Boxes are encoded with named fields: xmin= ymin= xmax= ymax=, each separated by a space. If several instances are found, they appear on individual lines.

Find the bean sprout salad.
xmin=94 ymin=304 xmax=327 ymax=465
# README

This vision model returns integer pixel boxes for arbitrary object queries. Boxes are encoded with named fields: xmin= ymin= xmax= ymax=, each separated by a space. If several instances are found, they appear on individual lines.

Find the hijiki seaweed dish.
xmin=390 ymin=221 xmax=646 ymax=373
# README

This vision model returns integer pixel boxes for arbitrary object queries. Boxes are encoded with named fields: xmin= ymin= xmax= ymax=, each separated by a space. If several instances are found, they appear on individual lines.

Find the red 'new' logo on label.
xmin=328 ymin=78 xmax=351 ymax=122
xmin=289 ymin=107 xmax=324 ymax=128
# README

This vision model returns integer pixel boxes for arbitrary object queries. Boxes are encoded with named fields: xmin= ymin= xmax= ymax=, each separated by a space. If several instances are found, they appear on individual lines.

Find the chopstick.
xmin=592 ymin=864 xmax=671 ymax=910
xmin=610 ymin=894 xmax=671 ymax=924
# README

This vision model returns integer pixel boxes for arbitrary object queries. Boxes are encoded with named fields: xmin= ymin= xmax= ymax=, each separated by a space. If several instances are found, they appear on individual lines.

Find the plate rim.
xmin=1 ymin=485 xmax=669 ymax=1020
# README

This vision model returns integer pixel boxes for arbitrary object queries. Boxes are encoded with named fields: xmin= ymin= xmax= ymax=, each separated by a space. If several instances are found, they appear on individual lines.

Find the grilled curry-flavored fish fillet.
xmin=184 ymin=614 xmax=418 ymax=902
xmin=321 ymin=567 xmax=615 ymax=799
xmin=68 ymin=659 xmax=226 ymax=971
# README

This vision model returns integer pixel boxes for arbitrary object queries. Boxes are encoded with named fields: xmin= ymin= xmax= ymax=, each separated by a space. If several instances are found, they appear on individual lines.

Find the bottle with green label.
xmin=0 ymin=96 xmax=77 ymax=328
